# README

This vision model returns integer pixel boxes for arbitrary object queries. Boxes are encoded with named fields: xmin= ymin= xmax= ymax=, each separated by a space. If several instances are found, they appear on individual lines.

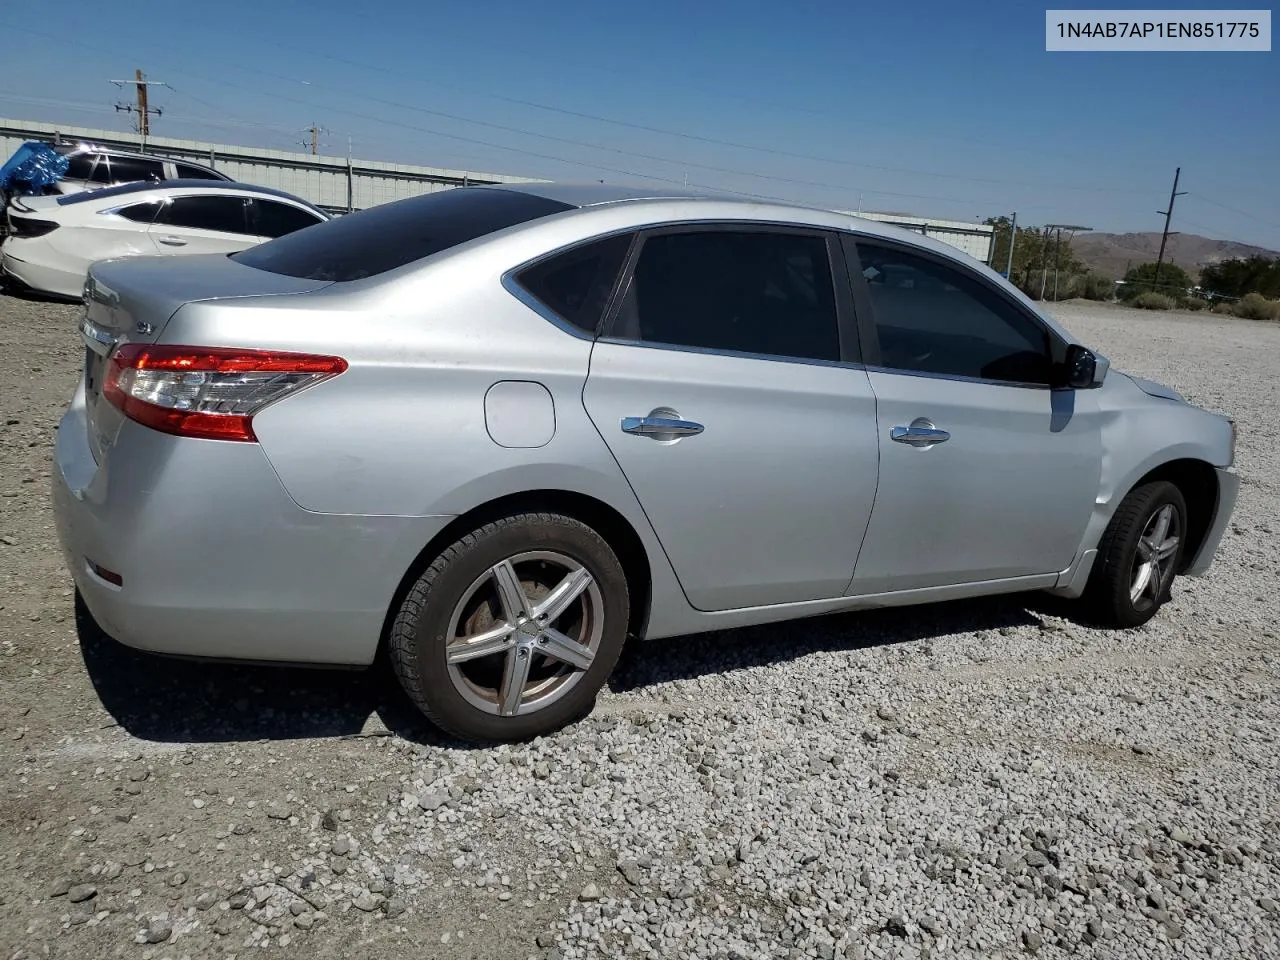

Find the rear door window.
xmin=157 ymin=195 xmax=250 ymax=235
xmin=107 ymin=156 xmax=165 ymax=183
xmin=63 ymin=154 xmax=96 ymax=180
xmin=231 ymin=187 xmax=574 ymax=281
xmin=87 ymin=156 xmax=114 ymax=184
xmin=248 ymin=199 xmax=326 ymax=238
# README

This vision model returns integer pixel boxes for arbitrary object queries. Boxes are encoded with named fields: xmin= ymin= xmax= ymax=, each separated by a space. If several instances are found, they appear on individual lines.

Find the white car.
xmin=1 ymin=180 xmax=328 ymax=299
xmin=50 ymin=142 xmax=232 ymax=196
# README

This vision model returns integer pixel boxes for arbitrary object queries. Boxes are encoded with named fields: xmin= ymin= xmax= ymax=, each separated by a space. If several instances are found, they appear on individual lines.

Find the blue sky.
xmin=3 ymin=0 xmax=1277 ymax=248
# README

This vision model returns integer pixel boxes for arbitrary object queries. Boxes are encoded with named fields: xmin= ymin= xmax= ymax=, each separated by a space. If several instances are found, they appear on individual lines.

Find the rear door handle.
xmin=890 ymin=418 xmax=950 ymax=447
xmin=621 ymin=415 xmax=704 ymax=439
xmin=156 ymin=235 xmax=187 ymax=247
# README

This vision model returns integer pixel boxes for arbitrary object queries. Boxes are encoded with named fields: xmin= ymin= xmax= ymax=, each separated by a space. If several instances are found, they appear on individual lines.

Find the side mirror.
xmin=1063 ymin=344 xmax=1107 ymax=389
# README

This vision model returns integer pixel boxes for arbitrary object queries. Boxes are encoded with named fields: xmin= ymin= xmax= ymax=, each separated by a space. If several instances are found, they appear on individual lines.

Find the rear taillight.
xmin=10 ymin=217 xmax=59 ymax=238
xmin=103 ymin=344 xmax=347 ymax=442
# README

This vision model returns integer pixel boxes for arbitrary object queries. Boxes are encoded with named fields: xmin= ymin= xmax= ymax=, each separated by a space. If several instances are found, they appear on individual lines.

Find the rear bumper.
xmin=2 ymin=246 xmax=82 ymax=299
xmin=52 ymin=384 xmax=454 ymax=666
xmin=1183 ymin=465 xmax=1240 ymax=577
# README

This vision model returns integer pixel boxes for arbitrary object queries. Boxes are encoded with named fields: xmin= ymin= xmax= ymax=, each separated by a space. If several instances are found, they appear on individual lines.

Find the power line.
xmin=1186 ymin=194 xmax=1280 ymax=230
xmin=261 ymin=40 xmax=1151 ymax=197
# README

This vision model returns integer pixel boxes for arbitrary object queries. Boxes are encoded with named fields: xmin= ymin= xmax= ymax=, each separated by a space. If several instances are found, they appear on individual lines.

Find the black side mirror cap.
xmin=1063 ymin=344 xmax=1108 ymax=389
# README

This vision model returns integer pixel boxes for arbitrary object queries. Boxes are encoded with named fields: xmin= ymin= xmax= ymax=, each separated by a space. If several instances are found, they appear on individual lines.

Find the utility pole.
xmin=110 ymin=70 xmax=165 ymax=151
xmin=1005 ymin=211 xmax=1017 ymax=278
xmin=302 ymin=124 xmax=328 ymax=156
xmin=1153 ymin=167 xmax=1186 ymax=287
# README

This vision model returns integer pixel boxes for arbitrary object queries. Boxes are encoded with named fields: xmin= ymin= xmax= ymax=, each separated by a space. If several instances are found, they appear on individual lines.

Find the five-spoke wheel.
xmin=389 ymin=512 xmax=629 ymax=742
xmin=1084 ymin=480 xmax=1187 ymax=628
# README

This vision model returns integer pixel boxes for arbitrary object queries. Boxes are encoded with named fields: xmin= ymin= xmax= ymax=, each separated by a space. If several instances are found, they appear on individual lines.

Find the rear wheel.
xmin=389 ymin=512 xmax=629 ymax=742
xmin=1083 ymin=481 xmax=1187 ymax=628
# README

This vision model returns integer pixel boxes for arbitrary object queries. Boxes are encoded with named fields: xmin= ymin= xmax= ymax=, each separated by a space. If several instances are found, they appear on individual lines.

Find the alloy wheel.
xmin=444 ymin=551 xmax=603 ymax=718
xmin=1130 ymin=503 xmax=1181 ymax=612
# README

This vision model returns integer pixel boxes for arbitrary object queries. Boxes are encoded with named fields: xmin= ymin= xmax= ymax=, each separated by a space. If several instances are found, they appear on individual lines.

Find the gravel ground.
xmin=0 ymin=293 xmax=1277 ymax=960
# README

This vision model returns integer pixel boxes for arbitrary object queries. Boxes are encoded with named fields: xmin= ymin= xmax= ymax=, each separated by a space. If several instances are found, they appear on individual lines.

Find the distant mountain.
xmin=1071 ymin=231 xmax=1279 ymax=281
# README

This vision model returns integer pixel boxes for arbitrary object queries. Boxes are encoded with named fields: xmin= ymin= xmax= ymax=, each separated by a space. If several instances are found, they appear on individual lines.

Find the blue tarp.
xmin=0 ymin=141 xmax=69 ymax=194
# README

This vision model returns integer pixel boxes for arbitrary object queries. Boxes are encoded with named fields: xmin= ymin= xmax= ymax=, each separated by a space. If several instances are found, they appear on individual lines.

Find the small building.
xmin=835 ymin=210 xmax=995 ymax=265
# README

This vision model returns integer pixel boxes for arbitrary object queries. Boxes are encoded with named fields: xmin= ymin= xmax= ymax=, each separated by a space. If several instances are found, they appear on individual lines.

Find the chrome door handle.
xmin=156 ymin=235 xmax=187 ymax=246
xmin=621 ymin=415 xmax=704 ymax=439
xmin=890 ymin=418 xmax=950 ymax=447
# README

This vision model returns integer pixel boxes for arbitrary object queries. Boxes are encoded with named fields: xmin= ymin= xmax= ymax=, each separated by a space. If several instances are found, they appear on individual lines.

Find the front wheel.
xmin=1082 ymin=480 xmax=1187 ymax=628
xmin=389 ymin=512 xmax=629 ymax=742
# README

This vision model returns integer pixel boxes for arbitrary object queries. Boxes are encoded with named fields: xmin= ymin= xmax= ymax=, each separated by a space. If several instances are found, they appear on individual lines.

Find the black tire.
xmin=389 ymin=512 xmax=629 ymax=743
xmin=1083 ymin=480 xmax=1187 ymax=628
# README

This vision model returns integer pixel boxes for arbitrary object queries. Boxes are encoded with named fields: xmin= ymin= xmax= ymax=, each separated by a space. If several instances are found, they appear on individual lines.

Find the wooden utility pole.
xmin=1153 ymin=167 xmax=1187 ymax=288
xmin=111 ymin=70 xmax=165 ymax=150
xmin=302 ymin=124 xmax=327 ymax=156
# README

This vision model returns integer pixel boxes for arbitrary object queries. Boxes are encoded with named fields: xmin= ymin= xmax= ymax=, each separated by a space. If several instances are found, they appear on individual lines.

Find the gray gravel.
xmin=0 ymin=293 xmax=1277 ymax=959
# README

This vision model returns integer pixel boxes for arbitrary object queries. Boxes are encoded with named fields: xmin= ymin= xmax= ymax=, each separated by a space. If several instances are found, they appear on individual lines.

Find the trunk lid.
xmin=81 ymin=253 xmax=333 ymax=461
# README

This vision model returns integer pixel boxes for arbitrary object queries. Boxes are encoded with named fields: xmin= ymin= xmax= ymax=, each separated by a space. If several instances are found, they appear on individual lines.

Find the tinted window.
xmin=515 ymin=234 xmax=633 ymax=334
xmin=63 ymin=154 xmax=95 ymax=180
xmin=107 ymin=156 xmax=164 ymax=183
xmin=158 ymin=196 xmax=249 ymax=234
xmin=116 ymin=201 xmax=163 ymax=224
xmin=87 ymin=157 xmax=114 ymax=184
xmin=855 ymin=242 xmax=1051 ymax=384
xmin=231 ymin=187 xmax=574 ymax=282
xmin=612 ymin=230 xmax=840 ymax=362
xmin=249 ymin=199 xmax=325 ymax=238
xmin=175 ymin=163 xmax=223 ymax=180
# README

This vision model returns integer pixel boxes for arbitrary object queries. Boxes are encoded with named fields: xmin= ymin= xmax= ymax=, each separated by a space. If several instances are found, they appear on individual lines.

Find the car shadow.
xmin=77 ymin=591 xmax=1068 ymax=746
xmin=607 ymin=593 xmax=1055 ymax=693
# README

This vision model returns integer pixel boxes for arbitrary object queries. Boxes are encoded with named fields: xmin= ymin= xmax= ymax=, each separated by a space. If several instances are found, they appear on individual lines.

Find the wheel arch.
xmin=1128 ymin=457 xmax=1219 ymax=573
xmin=378 ymin=489 xmax=654 ymax=656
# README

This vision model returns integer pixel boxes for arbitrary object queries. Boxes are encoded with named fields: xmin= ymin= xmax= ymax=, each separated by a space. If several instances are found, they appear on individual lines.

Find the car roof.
xmin=56 ymin=179 xmax=324 ymax=212
xmin=53 ymin=141 xmax=223 ymax=173
xmin=480 ymin=181 xmax=744 ymax=208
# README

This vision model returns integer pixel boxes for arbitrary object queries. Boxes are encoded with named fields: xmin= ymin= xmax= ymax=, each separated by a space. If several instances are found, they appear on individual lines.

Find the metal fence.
xmin=1 ymin=118 xmax=541 ymax=215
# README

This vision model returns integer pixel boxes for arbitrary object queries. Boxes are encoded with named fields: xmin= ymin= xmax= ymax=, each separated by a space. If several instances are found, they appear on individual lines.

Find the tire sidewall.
xmin=1111 ymin=482 xmax=1188 ymax=624
xmin=408 ymin=516 xmax=628 ymax=742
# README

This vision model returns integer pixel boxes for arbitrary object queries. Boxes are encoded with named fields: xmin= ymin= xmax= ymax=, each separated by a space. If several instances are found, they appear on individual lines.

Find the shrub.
xmin=1179 ymin=297 xmax=1206 ymax=311
xmin=1132 ymin=292 xmax=1175 ymax=310
xmin=1083 ymin=275 xmax=1115 ymax=300
xmin=1231 ymin=292 xmax=1280 ymax=321
xmin=1210 ymin=301 xmax=1234 ymax=314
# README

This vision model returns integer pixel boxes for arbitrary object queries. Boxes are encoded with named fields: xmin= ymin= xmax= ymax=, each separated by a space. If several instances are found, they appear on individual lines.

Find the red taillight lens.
xmin=103 ymin=344 xmax=347 ymax=442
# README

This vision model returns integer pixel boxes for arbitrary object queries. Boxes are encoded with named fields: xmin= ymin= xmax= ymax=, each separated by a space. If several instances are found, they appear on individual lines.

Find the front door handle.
xmin=621 ymin=414 xmax=704 ymax=440
xmin=156 ymin=235 xmax=188 ymax=247
xmin=890 ymin=418 xmax=950 ymax=447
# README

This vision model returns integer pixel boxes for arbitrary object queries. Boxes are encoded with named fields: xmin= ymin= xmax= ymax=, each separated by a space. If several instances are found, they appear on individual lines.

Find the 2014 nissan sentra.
xmin=51 ymin=183 xmax=1239 ymax=742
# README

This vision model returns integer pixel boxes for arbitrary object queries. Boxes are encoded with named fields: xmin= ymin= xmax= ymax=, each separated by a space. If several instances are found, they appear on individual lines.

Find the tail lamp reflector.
xmin=103 ymin=344 xmax=347 ymax=442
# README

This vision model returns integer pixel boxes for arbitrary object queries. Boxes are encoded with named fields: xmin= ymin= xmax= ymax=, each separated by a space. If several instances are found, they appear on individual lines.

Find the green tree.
xmin=1118 ymin=262 xmax=1192 ymax=300
xmin=984 ymin=218 xmax=1085 ymax=298
xmin=1199 ymin=256 xmax=1280 ymax=299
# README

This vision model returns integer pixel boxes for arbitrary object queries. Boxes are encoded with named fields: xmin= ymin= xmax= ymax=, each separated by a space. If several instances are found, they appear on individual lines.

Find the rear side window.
xmin=63 ymin=154 xmax=95 ymax=180
xmin=514 ymin=233 xmax=633 ymax=334
xmin=249 ymin=199 xmax=325 ymax=238
xmin=88 ymin=156 xmax=114 ymax=184
xmin=158 ymin=196 xmax=249 ymax=235
xmin=115 ymin=200 xmax=163 ymax=224
xmin=108 ymin=156 xmax=165 ymax=183
xmin=175 ymin=163 xmax=223 ymax=180
xmin=231 ymin=187 xmax=574 ymax=282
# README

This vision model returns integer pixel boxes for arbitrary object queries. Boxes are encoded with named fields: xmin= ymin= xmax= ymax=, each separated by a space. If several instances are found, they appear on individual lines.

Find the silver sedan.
xmin=51 ymin=183 xmax=1239 ymax=742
